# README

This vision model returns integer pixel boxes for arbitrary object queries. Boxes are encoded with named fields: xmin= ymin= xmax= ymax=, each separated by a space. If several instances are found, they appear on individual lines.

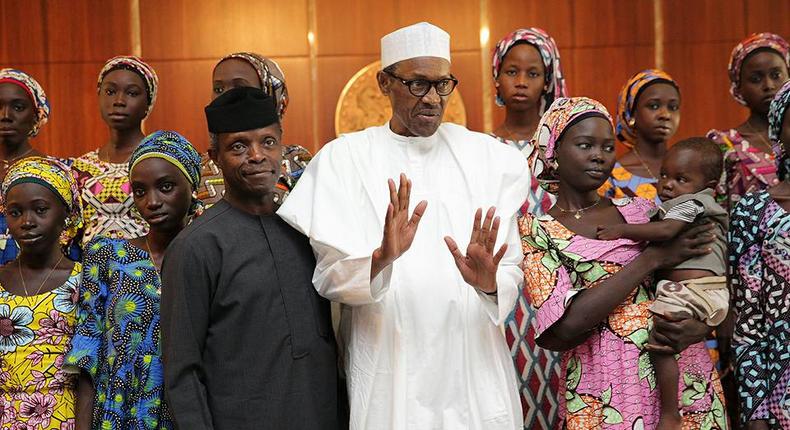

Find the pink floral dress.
xmin=520 ymin=198 xmax=727 ymax=429
xmin=0 ymin=263 xmax=80 ymax=430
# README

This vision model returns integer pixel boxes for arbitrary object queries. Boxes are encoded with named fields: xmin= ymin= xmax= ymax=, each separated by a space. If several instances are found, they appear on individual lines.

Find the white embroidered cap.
xmin=380 ymin=22 xmax=451 ymax=69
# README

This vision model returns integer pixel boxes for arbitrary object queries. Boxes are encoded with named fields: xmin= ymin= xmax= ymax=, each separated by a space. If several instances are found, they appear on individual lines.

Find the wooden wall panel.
xmin=572 ymin=0 xmax=654 ymax=47
xmin=451 ymin=51 xmax=484 ymax=133
xmin=46 ymin=0 xmax=133 ymax=63
xmin=315 ymin=0 xmax=398 ymax=56
xmin=144 ymin=60 xmax=214 ymax=153
xmin=663 ymin=0 xmax=745 ymax=44
xmin=0 ymin=1 xmax=46 ymax=64
xmin=744 ymin=0 xmax=790 ymax=36
xmin=665 ymin=42 xmax=749 ymax=140
xmin=315 ymin=55 xmax=377 ymax=145
xmin=140 ymin=0 xmax=310 ymax=60
xmin=44 ymin=62 xmax=109 ymax=158
xmin=487 ymin=0 xmax=573 ymax=49
xmin=566 ymin=46 xmax=656 ymax=114
xmin=274 ymin=58 xmax=315 ymax=153
xmin=395 ymin=0 xmax=480 ymax=52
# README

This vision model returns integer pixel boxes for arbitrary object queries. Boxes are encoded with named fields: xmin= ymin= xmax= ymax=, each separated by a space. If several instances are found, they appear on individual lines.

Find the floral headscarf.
xmin=615 ymin=69 xmax=679 ymax=148
xmin=97 ymin=56 xmax=159 ymax=116
xmin=768 ymin=80 xmax=790 ymax=180
xmin=214 ymin=52 xmax=289 ymax=119
xmin=728 ymin=32 xmax=790 ymax=106
xmin=130 ymin=130 xmax=203 ymax=214
xmin=492 ymin=28 xmax=568 ymax=114
xmin=0 ymin=69 xmax=51 ymax=137
xmin=1 ymin=156 xmax=83 ymax=249
xmin=532 ymin=97 xmax=614 ymax=194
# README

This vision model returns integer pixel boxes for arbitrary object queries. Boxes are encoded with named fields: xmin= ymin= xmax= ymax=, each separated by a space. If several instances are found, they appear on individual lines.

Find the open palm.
xmin=444 ymin=207 xmax=507 ymax=294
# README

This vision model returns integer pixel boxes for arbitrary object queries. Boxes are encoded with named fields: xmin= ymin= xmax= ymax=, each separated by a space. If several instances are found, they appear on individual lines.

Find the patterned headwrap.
xmin=214 ymin=52 xmax=289 ymax=119
xmin=129 ymin=130 xmax=202 ymax=214
xmin=728 ymin=33 xmax=790 ymax=106
xmin=768 ymin=80 xmax=790 ymax=180
xmin=615 ymin=69 xmax=679 ymax=148
xmin=532 ymin=97 xmax=613 ymax=194
xmin=1 ymin=156 xmax=83 ymax=248
xmin=492 ymin=28 xmax=568 ymax=114
xmin=0 ymin=68 xmax=51 ymax=137
xmin=97 ymin=56 xmax=159 ymax=116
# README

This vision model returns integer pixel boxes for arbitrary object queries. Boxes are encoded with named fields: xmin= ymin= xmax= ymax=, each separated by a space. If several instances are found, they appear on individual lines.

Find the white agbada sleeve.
xmin=278 ymin=137 xmax=393 ymax=306
xmin=468 ymin=137 xmax=530 ymax=326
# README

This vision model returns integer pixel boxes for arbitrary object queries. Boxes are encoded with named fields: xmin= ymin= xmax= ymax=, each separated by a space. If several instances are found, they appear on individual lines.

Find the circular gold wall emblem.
xmin=334 ymin=60 xmax=467 ymax=137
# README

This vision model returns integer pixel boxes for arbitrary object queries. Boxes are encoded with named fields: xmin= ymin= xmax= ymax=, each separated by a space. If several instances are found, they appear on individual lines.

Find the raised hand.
xmin=444 ymin=207 xmax=507 ymax=294
xmin=371 ymin=173 xmax=428 ymax=279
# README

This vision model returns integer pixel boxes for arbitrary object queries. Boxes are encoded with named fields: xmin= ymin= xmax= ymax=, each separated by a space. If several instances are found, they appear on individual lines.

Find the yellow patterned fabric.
xmin=0 ymin=263 xmax=81 ymax=429
xmin=1 ymin=157 xmax=84 ymax=246
xmin=71 ymin=150 xmax=147 ymax=246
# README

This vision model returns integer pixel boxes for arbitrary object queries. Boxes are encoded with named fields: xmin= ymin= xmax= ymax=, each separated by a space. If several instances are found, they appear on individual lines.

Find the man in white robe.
xmin=278 ymin=22 xmax=529 ymax=430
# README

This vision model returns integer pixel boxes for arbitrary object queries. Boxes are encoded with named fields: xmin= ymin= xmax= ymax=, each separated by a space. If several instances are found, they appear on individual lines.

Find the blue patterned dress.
xmin=65 ymin=237 xmax=172 ymax=429
xmin=730 ymin=191 xmax=790 ymax=428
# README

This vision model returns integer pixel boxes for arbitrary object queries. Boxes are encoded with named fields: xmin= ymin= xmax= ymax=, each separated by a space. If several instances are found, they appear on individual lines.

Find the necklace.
xmin=744 ymin=120 xmax=773 ymax=153
xmin=501 ymin=123 xmax=534 ymax=141
xmin=631 ymin=147 xmax=657 ymax=180
xmin=556 ymin=197 xmax=602 ymax=219
xmin=17 ymin=253 xmax=65 ymax=297
xmin=1 ymin=147 xmax=34 ymax=169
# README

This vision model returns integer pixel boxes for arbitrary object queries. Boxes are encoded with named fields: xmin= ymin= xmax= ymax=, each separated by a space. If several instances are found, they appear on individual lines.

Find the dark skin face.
xmin=496 ymin=43 xmax=545 ymax=112
xmin=377 ymin=57 xmax=452 ymax=137
xmin=0 ymin=83 xmax=36 ymax=147
xmin=549 ymin=116 xmax=619 ymax=240
xmin=739 ymin=50 xmax=789 ymax=115
xmin=212 ymin=58 xmax=261 ymax=99
xmin=554 ymin=116 xmax=618 ymax=193
xmin=130 ymin=158 xmax=193 ymax=233
xmin=0 ymin=183 xmax=75 ymax=297
xmin=98 ymin=69 xmax=149 ymax=131
xmin=209 ymin=124 xmax=283 ymax=213
xmin=657 ymin=148 xmax=718 ymax=202
xmin=4 ymin=183 xmax=67 ymax=256
xmin=0 ymin=183 xmax=76 ymax=296
xmin=633 ymin=82 xmax=680 ymax=145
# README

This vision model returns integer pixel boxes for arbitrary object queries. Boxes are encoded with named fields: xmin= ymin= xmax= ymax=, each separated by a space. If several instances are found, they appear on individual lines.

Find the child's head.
xmin=492 ymin=28 xmax=567 ymax=115
xmin=1 ymin=157 xmax=83 ymax=255
xmin=657 ymin=137 xmax=722 ymax=202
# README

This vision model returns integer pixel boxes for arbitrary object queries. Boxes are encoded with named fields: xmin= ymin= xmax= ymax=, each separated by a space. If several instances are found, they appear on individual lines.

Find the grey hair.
xmin=209 ymin=132 xmax=219 ymax=151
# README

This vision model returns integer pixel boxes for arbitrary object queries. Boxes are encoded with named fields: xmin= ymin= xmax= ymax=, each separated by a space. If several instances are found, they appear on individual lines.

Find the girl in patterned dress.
xmin=599 ymin=70 xmax=681 ymax=206
xmin=0 ymin=157 xmax=85 ymax=429
xmin=729 ymin=80 xmax=790 ymax=430
xmin=707 ymin=33 xmax=789 ymax=213
xmin=0 ymin=69 xmax=52 ymax=265
xmin=489 ymin=28 xmax=567 ymax=429
xmin=521 ymin=97 xmax=727 ymax=429
xmin=72 ymin=56 xmax=159 ymax=246
xmin=66 ymin=131 xmax=201 ymax=429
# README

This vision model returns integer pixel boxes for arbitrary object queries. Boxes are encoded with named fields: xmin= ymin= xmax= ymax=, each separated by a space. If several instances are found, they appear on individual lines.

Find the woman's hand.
xmin=644 ymin=223 xmax=715 ymax=270
xmin=645 ymin=312 xmax=713 ymax=354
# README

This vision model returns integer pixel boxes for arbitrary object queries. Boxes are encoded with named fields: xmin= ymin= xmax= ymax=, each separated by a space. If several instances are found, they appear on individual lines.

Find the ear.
xmin=208 ymin=147 xmax=218 ymax=164
xmin=377 ymin=71 xmax=391 ymax=95
xmin=705 ymin=178 xmax=719 ymax=189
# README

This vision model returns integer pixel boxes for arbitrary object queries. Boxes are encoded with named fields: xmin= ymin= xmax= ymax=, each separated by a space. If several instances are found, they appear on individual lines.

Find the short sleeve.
xmin=64 ymin=237 xmax=111 ymax=379
xmin=663 ymin=199 xmax=705 ymax=223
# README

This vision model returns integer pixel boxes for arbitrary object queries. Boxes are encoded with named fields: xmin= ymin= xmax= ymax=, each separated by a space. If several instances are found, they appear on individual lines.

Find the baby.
xmin=597 ymin=137 xmax=728 ymax=429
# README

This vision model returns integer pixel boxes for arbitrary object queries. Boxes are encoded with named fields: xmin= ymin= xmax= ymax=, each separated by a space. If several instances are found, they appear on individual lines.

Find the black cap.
xmin=204 ymin=86 xmax=279 ymax=133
